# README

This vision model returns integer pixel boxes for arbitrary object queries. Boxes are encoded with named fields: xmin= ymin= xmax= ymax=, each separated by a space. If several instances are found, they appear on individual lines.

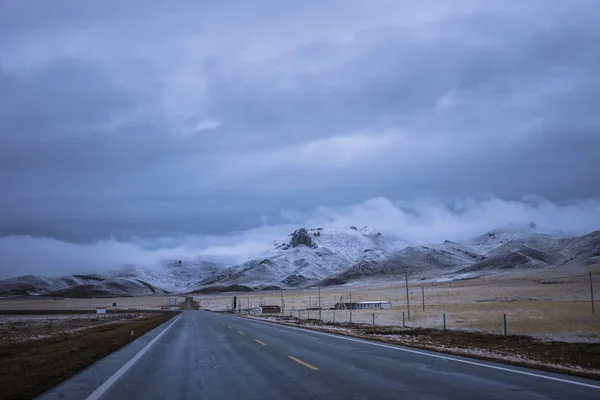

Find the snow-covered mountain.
xmin=322 ymin=239 xmax=484 ymax=284
xmin=457 ymin=230 xmax=600 ymax=274
xmin=1 ymin=226 xmax=598 ymax=297
xmin=0 ymin=273 xmax=164 ymax=297
xmin=324 ymin=228 xmax=600 ymax=284
xmin=0 ymin=226 xmax=399 ymax=297
xmin=190 ymin=227 xmax=401 ymax=290
xmin=0 ymin=258 xmax=225 ymax=297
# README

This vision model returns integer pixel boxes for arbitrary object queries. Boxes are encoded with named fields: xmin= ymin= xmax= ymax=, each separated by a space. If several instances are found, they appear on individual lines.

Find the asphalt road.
xmin=40 ymin=311 xmax=600 ymax=400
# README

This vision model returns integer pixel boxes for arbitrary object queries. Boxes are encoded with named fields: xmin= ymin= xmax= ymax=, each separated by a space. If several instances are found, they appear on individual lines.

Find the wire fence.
xmin=225 ymin=272 xmax=600 ymax=341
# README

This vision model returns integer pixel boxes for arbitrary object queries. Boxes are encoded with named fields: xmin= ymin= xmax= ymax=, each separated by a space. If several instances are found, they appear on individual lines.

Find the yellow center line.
xmin=238 ymin=330 xmax=245 ymax=335
xmin=254 ymin=339 xmax=266 ymax=346
xmin=288 ymin=356 xmax=319 ymax=371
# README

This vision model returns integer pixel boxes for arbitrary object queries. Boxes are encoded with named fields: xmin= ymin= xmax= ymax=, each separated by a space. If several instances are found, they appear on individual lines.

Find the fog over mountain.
xmin=1 ymin=1 xmax=599 ymax=279
xmin=1 ymin=197 xmax=599 ymax=279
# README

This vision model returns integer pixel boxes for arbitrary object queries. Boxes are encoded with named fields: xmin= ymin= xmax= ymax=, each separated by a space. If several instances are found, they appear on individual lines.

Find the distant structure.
xmin=356 ymin=301 xmax=391 ymax=309
xmin=334 ymin=301 xmax=392 ymax=310
xmin=334 ymin=302 xmax=357 ymax=310
xmin=259 ymin=305 xmax=281 ymax=314
xmin=334 ymin=295 xmax=356 ymax=310
xmin=184 ymin=296 xmax=195 ymax=310
xmin=163 ymin=298 xmax=179 ymax=310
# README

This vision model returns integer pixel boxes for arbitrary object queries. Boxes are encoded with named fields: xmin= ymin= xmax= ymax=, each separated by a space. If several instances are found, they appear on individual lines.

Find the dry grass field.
xmin=0 ymin=312 xmax=176 ymax=399
xmin=1 ymin=271 xmax=598 ymax=386
xmin=0 ymin=295 xmax=186 ymax=311
xmin=1 ymin=269 xmax=598 ymax=341
xmin=197 ymin=274 xmax=600 ymax=341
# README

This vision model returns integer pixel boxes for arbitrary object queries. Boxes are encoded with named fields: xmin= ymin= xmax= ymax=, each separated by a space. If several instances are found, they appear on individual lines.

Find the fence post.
xmin=402 ymin=311 xmax=405 ymax=327
xmin=443 ymin=313 xmax=446 ymax=331
xmin=405 ymin=270 xmax=411 ymax=320
xmin=591 ymin=271 xmax=595 ymax=315
xmin=372 ymin=312 xmax=375 ymax=327
xmin=503 ymin=313 xmax=507 ymax=336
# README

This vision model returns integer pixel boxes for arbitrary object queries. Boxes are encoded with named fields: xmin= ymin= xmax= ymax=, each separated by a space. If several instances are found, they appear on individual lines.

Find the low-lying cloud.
xmin=1 ymin=196 xmax=598 ymax=279
xmin=2 ymin=1 xmax=599 ymax=280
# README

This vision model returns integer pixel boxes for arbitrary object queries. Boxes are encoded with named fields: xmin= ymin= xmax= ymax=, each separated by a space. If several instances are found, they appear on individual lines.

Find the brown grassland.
xmin=0 ymin=312 xmax=176 ymax=400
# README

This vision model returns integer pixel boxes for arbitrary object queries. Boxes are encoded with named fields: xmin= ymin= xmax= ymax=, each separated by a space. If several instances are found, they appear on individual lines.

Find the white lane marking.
xmin=85 ymin=314 xmax=182 ymax=400
xmin=231 ymin=316 xmax=600 ymax=390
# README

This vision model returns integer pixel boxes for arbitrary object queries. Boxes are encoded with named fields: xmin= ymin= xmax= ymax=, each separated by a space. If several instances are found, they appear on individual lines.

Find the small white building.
xmin=259 ymin=305 xmax=281 ymax=314
xmin=356 ymin=301 xmax=391 ymax=310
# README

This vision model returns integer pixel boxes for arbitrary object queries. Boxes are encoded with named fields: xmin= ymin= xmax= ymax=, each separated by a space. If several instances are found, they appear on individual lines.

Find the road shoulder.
xmin=36 ymin=312 xmax=179 ymax=400
xmin=228 ymin=313 xmax=600 ymax=381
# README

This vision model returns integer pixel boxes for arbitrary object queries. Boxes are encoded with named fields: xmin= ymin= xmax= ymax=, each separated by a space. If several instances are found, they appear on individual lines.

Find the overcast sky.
xmin=1 ymin=1 xmax=599 ymax=277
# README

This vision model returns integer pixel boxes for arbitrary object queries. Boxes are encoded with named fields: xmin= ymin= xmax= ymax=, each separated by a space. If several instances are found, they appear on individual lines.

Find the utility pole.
xmin=309 ymin=296 xmax=312 ymax=309
xmin=318 ymin=286 xmax=322 ymax=320
xmin=591 ymin=271 xmax=595 ymax=315
xmin=260 ymin=295 xmax=263 ymax=306
xmin=405 ymin=269 xmax=411 ymax=320
xmin=422 ymin=286 xmax=425 ymax=312
xmin=281 ymin=291 xmax=284 ymax=315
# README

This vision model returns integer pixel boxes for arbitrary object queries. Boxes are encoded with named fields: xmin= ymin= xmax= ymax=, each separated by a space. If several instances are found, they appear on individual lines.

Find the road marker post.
xmin=443 ymin=313 xmax=446 ymax=331
xmin=503 ymin=314 xmax=507 ymax=336
xmin=372 ymin=312 xmax=375 ymax=327
xmin=402 ymin=312 xmax=405 ymax=327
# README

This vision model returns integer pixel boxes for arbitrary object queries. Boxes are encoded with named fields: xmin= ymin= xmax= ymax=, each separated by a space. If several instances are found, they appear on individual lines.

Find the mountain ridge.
xmin=1 ymin=227 xmax=598 ymax=297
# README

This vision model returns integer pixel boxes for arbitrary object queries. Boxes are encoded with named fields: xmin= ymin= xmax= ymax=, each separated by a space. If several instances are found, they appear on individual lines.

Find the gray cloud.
xmin=1 ymin=196 xmax=599 ymax=278
xmin=1 ymin=1 xmax=599 ymax=274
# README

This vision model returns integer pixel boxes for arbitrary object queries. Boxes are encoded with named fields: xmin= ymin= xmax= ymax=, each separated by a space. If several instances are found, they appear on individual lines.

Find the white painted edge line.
xmin=232 ymin=315 xmax=600 ymax=390
xmin=85 ymin=314 xmax=182 ymax=400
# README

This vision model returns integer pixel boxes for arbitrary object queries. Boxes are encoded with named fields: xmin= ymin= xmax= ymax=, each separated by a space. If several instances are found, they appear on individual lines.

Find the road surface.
xmin=40 ymin=311 xmax=600 ymax=400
